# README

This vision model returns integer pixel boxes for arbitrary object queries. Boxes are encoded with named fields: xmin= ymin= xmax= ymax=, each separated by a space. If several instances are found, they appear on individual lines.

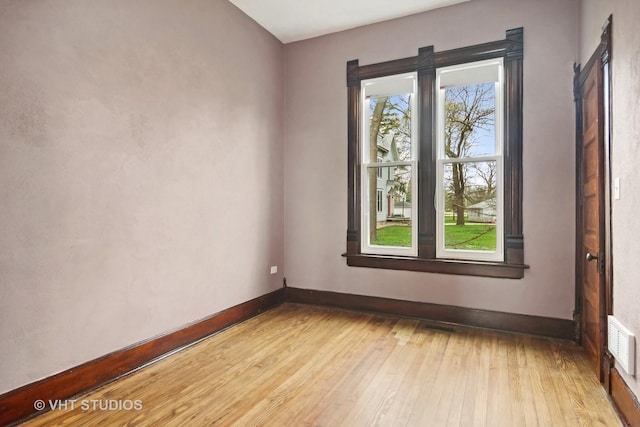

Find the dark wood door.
xmin=577 ymin=58 xmax=606 ymax=380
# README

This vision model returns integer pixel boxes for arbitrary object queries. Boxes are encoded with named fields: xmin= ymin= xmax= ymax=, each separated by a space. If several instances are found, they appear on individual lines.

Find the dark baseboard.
xmin=284 ymin=287 xmax=575 ymax=340
xmin=0 ymin=288 xmax=284 ymax=426
xmin=610 ymin=367 xmax=640 ymax=426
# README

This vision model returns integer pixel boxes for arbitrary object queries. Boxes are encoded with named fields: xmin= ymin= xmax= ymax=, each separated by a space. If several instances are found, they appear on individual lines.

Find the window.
xmin=436 ymin=59 xmax=503 ymax=262
xmin=344 ymin=28 xmax=526 ymax=279
xmin=361 ymin=73 xmax=418 ymax=256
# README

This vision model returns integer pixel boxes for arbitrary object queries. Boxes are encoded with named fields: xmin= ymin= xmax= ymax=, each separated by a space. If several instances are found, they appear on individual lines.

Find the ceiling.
xmin=228 ymin=0 xmax=471 ymax=44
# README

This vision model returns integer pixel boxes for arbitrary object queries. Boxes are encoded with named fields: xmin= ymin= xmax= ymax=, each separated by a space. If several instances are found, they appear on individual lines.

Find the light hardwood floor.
xmin=23 ymin=304 xmax=621 ymax=426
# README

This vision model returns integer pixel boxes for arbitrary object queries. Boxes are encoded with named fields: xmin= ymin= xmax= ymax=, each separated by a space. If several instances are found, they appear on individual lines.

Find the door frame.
xmin=573 ymin=15 xmax=613 ymax=382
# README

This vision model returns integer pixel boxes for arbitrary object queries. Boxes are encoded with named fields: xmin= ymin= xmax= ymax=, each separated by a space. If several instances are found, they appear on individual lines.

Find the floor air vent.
xmin=607 ymin=315 xmax=635 ymax=376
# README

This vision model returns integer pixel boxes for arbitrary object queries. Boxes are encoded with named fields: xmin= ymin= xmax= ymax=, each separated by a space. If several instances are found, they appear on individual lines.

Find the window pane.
xmin=367 ymin=94 xmax=412 ymax=163
xmin=443 ymin=161 xmax=497 ymax=251
xmin=367 ymin=165 xmax=412 ymax=248
xmin=444 ymin=82 xmax=496 ymax=158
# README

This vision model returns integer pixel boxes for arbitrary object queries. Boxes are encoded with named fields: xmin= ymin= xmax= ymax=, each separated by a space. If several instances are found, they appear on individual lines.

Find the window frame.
xmin=344 ymin=28 xmax=527 ymax=279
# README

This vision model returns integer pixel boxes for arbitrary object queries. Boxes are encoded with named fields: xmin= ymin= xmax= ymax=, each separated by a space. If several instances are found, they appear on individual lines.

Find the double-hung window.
xmin=436 ymin=59 xmax=504 ymax=262
xmin=344 ymin=28 xmax=526 ymax=278
xmin=361 ymin=73 xmax=418 ymax=256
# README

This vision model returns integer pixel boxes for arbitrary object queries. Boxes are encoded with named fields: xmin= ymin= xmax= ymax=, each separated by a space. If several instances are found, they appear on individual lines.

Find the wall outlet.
xmin=270 ymin=266 xmax=278 ymax=274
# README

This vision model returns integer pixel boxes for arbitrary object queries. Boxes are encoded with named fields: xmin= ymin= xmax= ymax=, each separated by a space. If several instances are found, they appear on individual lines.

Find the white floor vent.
xmin=607 ymin=315 xmax=635 ymax=376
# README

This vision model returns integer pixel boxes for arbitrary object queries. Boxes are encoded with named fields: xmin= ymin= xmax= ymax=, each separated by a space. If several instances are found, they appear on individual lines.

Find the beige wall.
xmin=580 ymin=0 xmax=640 ymax=401
xmin=284 ymin=0 xmax=580 ymax=319
xmin=0 ymin=0 xmax=284 ymax=393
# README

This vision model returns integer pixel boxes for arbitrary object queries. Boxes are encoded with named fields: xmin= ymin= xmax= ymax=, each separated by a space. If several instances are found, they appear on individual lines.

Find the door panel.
xmin=578 ymin=58 xmax=605 ymax=380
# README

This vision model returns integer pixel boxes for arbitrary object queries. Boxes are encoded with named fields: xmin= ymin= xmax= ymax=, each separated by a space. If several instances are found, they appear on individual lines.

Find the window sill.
xmin=343 ymin=253 xmax=528 ymax=279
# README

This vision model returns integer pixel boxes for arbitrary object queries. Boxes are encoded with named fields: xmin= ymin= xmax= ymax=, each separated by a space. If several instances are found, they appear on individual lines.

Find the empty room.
xmin=1 ymin=0 xmax=639 ymax=425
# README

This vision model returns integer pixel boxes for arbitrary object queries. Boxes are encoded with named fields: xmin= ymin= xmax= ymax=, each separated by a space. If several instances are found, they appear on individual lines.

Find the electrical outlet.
xmin=270 ymin=266 xmax=278 ymax=274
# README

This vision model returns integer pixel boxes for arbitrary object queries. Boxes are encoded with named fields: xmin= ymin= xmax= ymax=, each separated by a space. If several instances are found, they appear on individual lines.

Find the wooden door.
xmin=576 ymin=56 xmax=606 ymax=380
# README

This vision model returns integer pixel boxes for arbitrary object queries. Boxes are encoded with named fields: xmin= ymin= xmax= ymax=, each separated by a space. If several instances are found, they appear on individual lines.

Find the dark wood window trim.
xmin=345 ymin=28 xmax=528 ymax=279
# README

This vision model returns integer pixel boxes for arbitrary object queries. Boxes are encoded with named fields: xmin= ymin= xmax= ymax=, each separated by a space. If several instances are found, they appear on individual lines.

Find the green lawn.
xmin=371 ymin=224 xmax=496 ymax=250
xmin=443 ymin=224 xmax=496 ymax=250
xmin=371 ymin=225 xmax=412 ymax=247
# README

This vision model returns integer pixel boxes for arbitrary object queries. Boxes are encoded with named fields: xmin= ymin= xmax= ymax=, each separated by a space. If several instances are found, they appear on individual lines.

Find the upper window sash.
xmin=435 ymin=59 xmax=504 ymax=160
xmin=361 ymin=73 xmax=418 ymax=164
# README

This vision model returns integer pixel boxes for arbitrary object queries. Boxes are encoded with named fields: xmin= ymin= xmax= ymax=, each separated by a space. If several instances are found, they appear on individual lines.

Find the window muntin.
xmin=436 ymin=59 xmax=504 ymax=261
xmin=361 ymin=73 xmax=418 ymax=256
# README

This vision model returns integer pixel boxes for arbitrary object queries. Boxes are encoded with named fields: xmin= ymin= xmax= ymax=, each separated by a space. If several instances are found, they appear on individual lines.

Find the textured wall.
xmin=0 ymin=0 xmax=284 ymax=393
xmin=580 ymin=0 xmax=640 ymax=402
xmin=283 ymin=0 xmax=580 ymax=319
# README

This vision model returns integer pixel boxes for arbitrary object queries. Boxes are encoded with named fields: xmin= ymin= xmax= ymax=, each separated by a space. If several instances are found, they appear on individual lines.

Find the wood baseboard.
xmin=284 ymin=287 xmax=575 ymax=340
xmin=0 ymin=288 xmax=284 ymax=426
xmin=610 ymin=367 xmax=640 ymax=426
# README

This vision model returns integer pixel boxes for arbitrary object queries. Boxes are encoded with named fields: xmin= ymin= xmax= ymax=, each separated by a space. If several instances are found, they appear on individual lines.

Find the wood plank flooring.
xmin=22 ymin=304 xmax=621 ymax=426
